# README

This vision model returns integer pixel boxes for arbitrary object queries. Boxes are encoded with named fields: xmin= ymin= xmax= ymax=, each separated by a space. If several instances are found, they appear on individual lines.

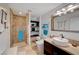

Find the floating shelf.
xmin=31 ymin=20 xmax=39 ymax=37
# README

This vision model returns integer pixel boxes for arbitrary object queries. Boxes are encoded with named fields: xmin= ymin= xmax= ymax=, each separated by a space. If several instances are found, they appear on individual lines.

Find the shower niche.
xmin=31 ymin=20 xmax=39 ymax=37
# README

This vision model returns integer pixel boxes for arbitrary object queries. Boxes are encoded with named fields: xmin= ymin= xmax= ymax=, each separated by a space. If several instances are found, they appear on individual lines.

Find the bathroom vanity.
xmin=44 ymin=38 xmax=79 ymax=55
xmin=44 ymin=40 xmax=70 ymax=55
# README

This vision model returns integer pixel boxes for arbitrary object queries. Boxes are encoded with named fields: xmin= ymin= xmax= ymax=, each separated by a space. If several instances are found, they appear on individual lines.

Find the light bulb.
xmin=19 ymin=12 xmax=22 ymax=15
xmin=62 ymin=8 xmax=66 ymax=11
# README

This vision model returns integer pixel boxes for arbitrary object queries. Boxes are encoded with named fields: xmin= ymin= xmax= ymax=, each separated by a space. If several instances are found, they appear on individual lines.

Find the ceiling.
xmin=8 ymin=3 xmax=62 ymax=17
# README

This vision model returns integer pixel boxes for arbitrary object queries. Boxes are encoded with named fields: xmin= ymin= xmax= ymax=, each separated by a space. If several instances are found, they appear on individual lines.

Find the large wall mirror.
xmin=51 ymin=4 xmax=79 ymax=32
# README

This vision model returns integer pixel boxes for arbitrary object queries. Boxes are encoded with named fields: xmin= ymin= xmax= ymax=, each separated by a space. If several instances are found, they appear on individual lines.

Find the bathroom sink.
xmin=52 ymin=37 xmax=69 ymax=46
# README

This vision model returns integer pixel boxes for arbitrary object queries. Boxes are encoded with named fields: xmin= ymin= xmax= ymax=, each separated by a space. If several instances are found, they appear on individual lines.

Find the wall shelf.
xmin=31 ymin=20 xmax=39 ymax=37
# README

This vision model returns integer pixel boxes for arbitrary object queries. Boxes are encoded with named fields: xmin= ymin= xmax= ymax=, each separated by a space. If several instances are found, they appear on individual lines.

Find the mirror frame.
xmin=51 ymin=16 xmax=79 ymax=33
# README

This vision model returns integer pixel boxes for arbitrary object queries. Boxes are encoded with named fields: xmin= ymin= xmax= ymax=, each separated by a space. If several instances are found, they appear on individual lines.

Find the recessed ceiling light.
xmin=1 ymin=8 xmax=4 ymax=9
xmin=19 ymin=12 xmax=22 ymax=15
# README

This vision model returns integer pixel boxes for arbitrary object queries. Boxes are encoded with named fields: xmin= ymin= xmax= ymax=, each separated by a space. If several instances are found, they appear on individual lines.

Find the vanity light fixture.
xmin=61 ymin=8 xmax=67 ymax=14
xmin=55 ymin=11 xmax=62 ymax=16
xmin=57 ymin=11 xmax=62 ymax=14
xmin=57 ymin=11 xmax=60 ymax=13
xmin=54 ymin=4 xmax=79 ymax=16
xmin=0 ymin=6 xmax=3 ymax=9
xmin=67 ymin=5 xmax=79 ymax=12
xmin=68 ymin=5 xmax=74 ymax=8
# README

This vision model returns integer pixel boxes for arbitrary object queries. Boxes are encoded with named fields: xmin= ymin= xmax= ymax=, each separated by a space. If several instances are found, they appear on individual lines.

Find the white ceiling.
xmin=8 ymin=3 xmax=62 ymax=17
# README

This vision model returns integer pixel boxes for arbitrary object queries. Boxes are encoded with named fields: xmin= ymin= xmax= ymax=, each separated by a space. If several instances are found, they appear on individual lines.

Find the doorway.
xmin=11 ymin=15 xmax=28 ymax=47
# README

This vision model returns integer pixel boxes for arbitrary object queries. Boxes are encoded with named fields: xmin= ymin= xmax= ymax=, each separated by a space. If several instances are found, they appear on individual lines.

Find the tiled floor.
xmin=3 ymin=42 xmax=37 ymax=55
xmin=30 ymin=36 xmax=44 ymax=55
xmin=3 ymin=40 xmax=44 ymax=55
xmin=13 ymin=41 xmax=44 ymax=55
xmin=31 ymin=41 xmax=44 ymax=55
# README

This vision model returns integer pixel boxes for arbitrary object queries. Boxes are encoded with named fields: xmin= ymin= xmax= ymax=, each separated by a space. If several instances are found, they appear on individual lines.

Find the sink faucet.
xmin=60 ymin=34 xmax=64 ymax=38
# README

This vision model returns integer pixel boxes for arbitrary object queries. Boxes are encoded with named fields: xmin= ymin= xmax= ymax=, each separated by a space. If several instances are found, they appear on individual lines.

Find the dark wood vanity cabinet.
xmin=44 ymin=41 xmax=54 ymax=55
xmin=44 ymin=41 xmax=71 ymax=55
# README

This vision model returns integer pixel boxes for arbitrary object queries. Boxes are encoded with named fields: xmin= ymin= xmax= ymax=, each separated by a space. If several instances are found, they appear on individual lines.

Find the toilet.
xmin=36 ymin=37 xmax=44 ymax=51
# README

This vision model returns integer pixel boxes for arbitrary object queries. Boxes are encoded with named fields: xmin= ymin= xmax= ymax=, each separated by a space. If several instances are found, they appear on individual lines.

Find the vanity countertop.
xmin=44 ymin=38 xmax=79 ymax=55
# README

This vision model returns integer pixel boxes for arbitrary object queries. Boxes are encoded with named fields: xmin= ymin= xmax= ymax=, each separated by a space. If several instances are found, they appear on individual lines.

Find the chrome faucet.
xmin=60 ymin=34 xmax=64 ymax=38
